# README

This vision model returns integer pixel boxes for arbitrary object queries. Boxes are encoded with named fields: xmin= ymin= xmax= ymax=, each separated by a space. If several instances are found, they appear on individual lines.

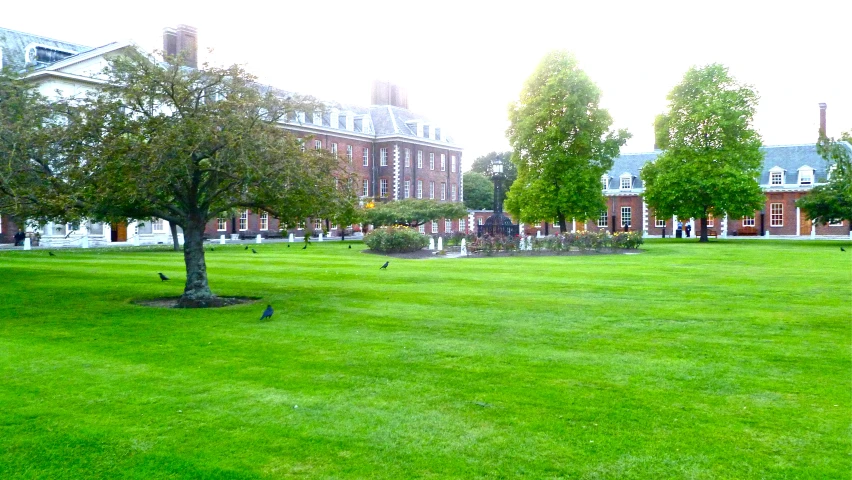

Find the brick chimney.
xmin=371 ymin=80 xmax=408 ymax=109
xmin=819 ymin=103 xmax=827 ymax=137
xmin=163 ymin=24 xmax=198 ymax=68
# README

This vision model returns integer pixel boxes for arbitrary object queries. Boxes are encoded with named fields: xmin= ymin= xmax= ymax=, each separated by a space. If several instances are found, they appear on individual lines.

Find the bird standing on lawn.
xmin=842 ymin=247 xmax=847 ymax=252
xmin=245 ymin=245 xmax=249 ymax=250
xmin=302 ymin=244 xmax=307 ymax=250
xmin=260 ymin=305 xmax=274 ymax=321
xmin=252 ymin=248 xmax=258 ymax=254
xmin=158 ymin=272 xmax=169 ymax=281
xmin=380 ymin=261 xmax=389 ymax=269
xmin=48 ymin=251 xmax=55 ymax=257
xmin=348 ymin=245 xmax=352 ymax=249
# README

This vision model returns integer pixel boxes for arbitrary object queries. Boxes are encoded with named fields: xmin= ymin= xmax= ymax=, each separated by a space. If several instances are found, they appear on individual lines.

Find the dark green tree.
xmin=1 ymin=51 xmax=357 ymax=306
xmin=470 ymin=151 xmax=515 ymax=203
xmin=797 ymin=132 xmax=852 ymax=224
xmin=643 ymin=64 xmax=765 ymax=242
xmin=364 ymin=199 xmax=467 ymax=228
xmin=462 ymin=171 xmax=493 ymax=210
xmin=505 ymin=51 xmax=630 ymax=231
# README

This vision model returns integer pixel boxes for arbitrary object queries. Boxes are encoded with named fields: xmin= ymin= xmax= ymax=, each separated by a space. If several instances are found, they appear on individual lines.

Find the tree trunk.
xmin=699 ymin=217 xmax=709 ymax=243
xmin=558 ymin=213 xmax=567 ymax=232
xmin=170 ymin=222 xmax=180 ymax=251
xmin=177 ymin=218 xmax=219 ymax=307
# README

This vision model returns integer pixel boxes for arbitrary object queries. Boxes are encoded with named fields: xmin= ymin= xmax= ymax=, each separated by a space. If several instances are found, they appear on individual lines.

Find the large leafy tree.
xmin=642 ymin=64 xmax=764 ymax=242
xmin=364 ymin=199 xmax=467 ymax=228
xmin=797 ymin=132 xmax=852 ymax=224
xmin=505 ymin=51 xmax=630 ymax=230
xmin=1 ymin=51 xmax=357 ymax=307
xmin=462 ymin=171 xmax=493 ymax=210
xmin=470 ymin=151 xmax=515 ymax=203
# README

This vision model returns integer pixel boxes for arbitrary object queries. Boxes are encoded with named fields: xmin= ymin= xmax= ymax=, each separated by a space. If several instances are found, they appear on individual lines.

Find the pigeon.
xmin=245 ymin=245 xmax=249 ymax=250
xmin=48 ymin=251 xmax=55 ymax=257
xmin=380 ymin=261 xmax=389 ymax=269
xmin=260 ymin=304 xmax=273 ymax=321
xmin=842 ymin=247 xmax=846 ymax=252
xmin=287 ymin=244 xmax=290 ymax=248
xmin=158 ymin=272 xmax=169 ymax=281
xmin=252 ymin=248 xmax=258 ymax=254
xmin=348 ymin=245 xmax=352 ymax=249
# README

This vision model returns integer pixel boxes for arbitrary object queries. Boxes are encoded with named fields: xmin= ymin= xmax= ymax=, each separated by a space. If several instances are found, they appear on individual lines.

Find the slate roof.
xmin=0 ymin=26 xmax=91 ymax=72
xmin=608 ymin=141 xmax=852 ymax=190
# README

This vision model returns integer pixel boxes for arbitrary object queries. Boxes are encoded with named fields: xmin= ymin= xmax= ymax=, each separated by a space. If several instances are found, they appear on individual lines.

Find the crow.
xmin=158 ymin=272 xmax=169 ymax=281
xmin=48 ymin=251 xmax=55 ymax=257
xmin=252 ymin=248 xmax=258 ymax=254
xmin=302 ymin=244 xmax=307 ymax=250
xmin=348 ymin=245 xmax=352 ymax=249
xmin=380 ymin=261 xmax=389 ymax=269
xmin=260 ymin=304 xmax=274 ymax=321
xmin=842 ymin=247 xmax=847 ymax=252
xmin=245 ymin=245 xmax=249 ymax=250
xmin=287 ymin=244 xmax=290 ymax=248
xmin=210 ymin=247 xmax=215 ymax=251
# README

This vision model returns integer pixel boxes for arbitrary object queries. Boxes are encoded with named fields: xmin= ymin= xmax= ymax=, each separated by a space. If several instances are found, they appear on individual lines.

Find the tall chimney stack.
xmin=162 ymin=25 xmax=198 ymax=69
xmin=819 ymin=103 xmax=827 ymax=137
xmin=371 ymin=80 xmax=408 ymax=109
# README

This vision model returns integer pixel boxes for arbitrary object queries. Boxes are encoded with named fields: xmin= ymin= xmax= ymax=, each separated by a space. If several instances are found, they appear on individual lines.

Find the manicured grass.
xmin=0 ymin=240 xmax=849 ymax=479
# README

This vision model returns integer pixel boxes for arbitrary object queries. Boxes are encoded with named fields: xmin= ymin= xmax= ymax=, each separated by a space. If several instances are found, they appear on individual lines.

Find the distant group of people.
xmin=676 ymin=221 xmax=692 ymax=238
xmin=13 ymin=230 xmax=26 ymax=246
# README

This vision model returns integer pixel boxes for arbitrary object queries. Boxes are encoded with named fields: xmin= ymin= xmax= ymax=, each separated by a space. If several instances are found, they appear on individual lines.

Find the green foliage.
xmin=364 ymin=199 xmax=468 ymax=228
xmin=505 ymin=51 xmax=630 ymax=230
xmin=470 ymin=230 xmax=643 ymax=254
xmin=470 ymin=151 xmax=516 ymax=203
xmin=363 ymin=226 xmax=429 ymax=253
xmin=797 ymin=133 xmax=852 ymax=224
xmin=642 ymin=64 xmax=765 ymax=242
xmin=462 ymin=171 xmax=493 ymax=210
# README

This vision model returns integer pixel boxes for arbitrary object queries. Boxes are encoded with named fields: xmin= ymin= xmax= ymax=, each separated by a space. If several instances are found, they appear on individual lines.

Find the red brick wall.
xmin=0 ymin=214 xmax=22 ymax=244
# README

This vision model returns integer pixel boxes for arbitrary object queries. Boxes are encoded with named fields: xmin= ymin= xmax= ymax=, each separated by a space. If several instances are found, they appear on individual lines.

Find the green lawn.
xmin=0 ymin=240 xmax=849 ymax=479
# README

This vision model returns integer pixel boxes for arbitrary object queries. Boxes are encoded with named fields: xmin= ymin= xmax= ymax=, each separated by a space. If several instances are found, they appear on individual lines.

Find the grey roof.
xmin=369 ymin=105 xmax=457 ymax=145
xmin=0 ymin=26 xmax=91 ymax=72
xmin=608 ymin=141 xmax=852 ymax=189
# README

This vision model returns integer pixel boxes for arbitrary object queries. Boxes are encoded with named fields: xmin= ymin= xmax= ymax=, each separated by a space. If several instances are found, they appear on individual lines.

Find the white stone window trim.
xmin=346 ymin=145 xmax=353 ymax=162
xmin=380 ymin=148 xmax=388 ymax=166
xmin=601 ymin=175 xmax=610 ymax=190
xmin=619 ymin=173 xmax=633 ymax=190
xmin=621 ymin=206 xmax=632 ymax=227
xmin=768 ymin=166 xmax=785 ymax=186
xmin=259 ymin=211 xmax=269 ymax=231
xmin=598 ymin=210 xmax=608 ymax=228
xmin=431 ymin=220 xmax=438 ymax=233
xmin=770 ymin=203 xmax=783 ymax=227
xmin=363 ymin=148 xmax=369 ymax=167
xmin=742 ymin=216 xmax=755 ymax=227
xmin=654 ymin=217 xmax=666 ymax=228
xmin=217 ymin=218 xmax=227 ymax=231
xmin=239 ymin=210 xmax=249 ymax=231
xmin=445 ymin=219 xmax=452 ymax=232
xmin=797 ymin=165 xmax=815 ymax=185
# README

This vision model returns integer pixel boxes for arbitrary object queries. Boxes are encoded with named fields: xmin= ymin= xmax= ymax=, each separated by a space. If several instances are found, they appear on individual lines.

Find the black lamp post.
xmin=477 ymin=157 xmax=518 ymax=237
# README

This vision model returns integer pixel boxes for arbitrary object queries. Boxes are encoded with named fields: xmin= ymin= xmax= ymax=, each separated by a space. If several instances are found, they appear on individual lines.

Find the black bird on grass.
xmin=158 ymin=272 xmax=170 ymax=281
xmin=842 ymin=246 xmax=846 ymax=252
xmin=260 ymin=304 xmax=274 ymax=321
xmin=302 ymin=244 xmax=307 ymax=250
xmin=252 ymin=248 xmax=258 ymax=254
xmin=245 ymin=245 xmax=249 ymax=250
xmin=210 ymin=247 xmax=215 ymax=251
xmin=380 ymin=261 xmax=389 ymax=269
xmin=48 ymin=251 xmax=55 ymax=257
xmin=348 ymin=245 xmax=352 ymax=249
xmin=287 ymin=244 xmax=290 ymax=248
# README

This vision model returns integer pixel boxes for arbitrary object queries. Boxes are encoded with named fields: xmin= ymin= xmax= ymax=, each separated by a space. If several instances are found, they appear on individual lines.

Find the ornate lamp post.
xmin=477 ymin=157 xmax=518 ymax=237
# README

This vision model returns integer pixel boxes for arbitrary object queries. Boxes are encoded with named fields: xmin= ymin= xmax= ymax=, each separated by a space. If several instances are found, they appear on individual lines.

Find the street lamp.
xmin=492 ymin=157 xmax=504 ymax=215
xmin=477 ymin=157 xmax=518 ymax=237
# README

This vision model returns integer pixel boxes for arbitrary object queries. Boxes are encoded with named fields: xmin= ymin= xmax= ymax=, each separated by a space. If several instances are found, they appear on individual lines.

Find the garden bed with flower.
xmin=468 ymin=231 xmax=643 ymax=256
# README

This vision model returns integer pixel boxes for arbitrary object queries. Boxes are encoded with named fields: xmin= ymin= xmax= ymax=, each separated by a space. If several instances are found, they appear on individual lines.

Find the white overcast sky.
xmin=5 ymin=0 xmax=851 ymax=168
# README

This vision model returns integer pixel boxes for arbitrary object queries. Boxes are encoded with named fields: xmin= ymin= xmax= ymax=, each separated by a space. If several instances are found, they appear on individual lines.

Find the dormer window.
xmin=619 ymin=173 xmax=633 ymax=190
xmin=797 ymin=165 xmax=815 ymax=185
xmin=768 ymin=166 xmax=785 ymax=186
xmin=601 ymin=175 xmax=609 ymax=190
xmin=423 ymin=125 xmax=430 ymax=139
xmin=435 ymin=128 xmax=441 ymax=141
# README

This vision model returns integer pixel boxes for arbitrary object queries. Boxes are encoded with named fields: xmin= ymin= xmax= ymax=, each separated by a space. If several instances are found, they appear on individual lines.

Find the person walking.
xmin=685 ymin=222 xmax=692 ymax=238
xmin=676 ymin=221 xmax=683 ymax=239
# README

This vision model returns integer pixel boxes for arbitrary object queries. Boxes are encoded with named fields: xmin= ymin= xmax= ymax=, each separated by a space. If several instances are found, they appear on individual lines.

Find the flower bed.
xmin=470 ymin=231 xmax=643 ymax=255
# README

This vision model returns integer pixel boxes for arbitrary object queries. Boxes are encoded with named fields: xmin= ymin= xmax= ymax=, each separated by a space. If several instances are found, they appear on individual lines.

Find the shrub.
xmin=364 ymin=227 xmax=429 ymax=253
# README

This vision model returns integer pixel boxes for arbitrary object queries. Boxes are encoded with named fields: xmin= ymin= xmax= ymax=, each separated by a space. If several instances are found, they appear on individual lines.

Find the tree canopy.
xmin=364 ymin=199 xmax=467 ymax=229
xmin=504 ymin=51 xmax=630 ymax=231
xmin=462 ymin=171 xmax=493 ymax=210
xmin=642 ymin=64 xmax=765 ymax=242
xmin=0 ymin=51 xmax=357 ymax=306
xmin=797 ymin=132 xmax=852 ymax=224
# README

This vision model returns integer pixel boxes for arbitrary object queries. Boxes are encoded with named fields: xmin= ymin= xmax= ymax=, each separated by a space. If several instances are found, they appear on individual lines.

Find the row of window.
xmin=305 ymin=141 xmax=458 ymax=172
xmin=606 ymin=168 xmax=822 ymax=191
xmin=417 ymin=218 xmax=466 ymax=234
xmin=216 ymin=211 xmax=270 ymax=231
xmin=399 ymin=180 xmax=458 ymax=200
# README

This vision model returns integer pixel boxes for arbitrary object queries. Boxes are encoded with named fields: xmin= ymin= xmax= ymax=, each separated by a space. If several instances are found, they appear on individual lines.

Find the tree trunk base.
xmin=176 ymin=293 xmax=227 ymax=308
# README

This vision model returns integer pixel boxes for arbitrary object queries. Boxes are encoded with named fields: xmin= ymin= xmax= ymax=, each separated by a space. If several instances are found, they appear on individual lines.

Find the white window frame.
xmin=431 ymin=220 xmax=438 ymax=233
xmin=707 ymin=216 xmax=714 ymax=228
xmin=598 ymin=210 xmax=608 ymax=228
xmin=828 ymin=218 xmax=843 ymax=226
xmin=419 ymin=224 xmax=425 ymax=233
xmin=217 ymin=218 xmax=227 ymax=231
xmin=440 ymin=182 xmax=446 ymax=200
xmin=380 ymin=178 xmax=389 ymax=198
xmin=417 ymin=180 xmax=423 ymax=199
xmin=330 ymin=143 xmax=338 ymax=155
xmin=346 ymin=145 xmax=353 ymax=162
xmin=440 ymin=154 xmax=446 ymax=171
xmin=362 ymin=179 xmax=369 ymax=197
xmin=151 ymin=218 xmax=165 ymax=232
xmin=314 ymin=140 xmax=322 ymax=151
xmin=451 ymin=184 xmax=457 ymax=201
xmin=429 ymin=153 xmax=435 ymax=170
xmin=445 ymin=219 xmax=452 ymax=232
xmin=239 ymin=210 xmax=249 ymax=231
xmin=380 ymin=148 xmax=388 ymax=166
xmin=459 ymin=218 xmax=465 ymax=231
xmin=429 ymin=181 xmax=435 ymax=199
xmin=405 ymin=149 xmax=411 ymax=168
xmin=621 ymin=207 xmax=632 ymax=227
xmin=654 ymin=217 xmax=665 ymax=228
xmin=404 ymin=180 xmax=410 ymax=199
xmin=770 ymin=203 xmax=783 ymax=227
xmin=770 ymin=171 xmax=783 ymax=185
xmin=451 ymin=155 xmax=457 ymax=173
xmin=798 ymin=166 xmax=814 ymax=185
xmin=314 ymin=219 xmax=322 ymax=230
xmin=259 ymin=211 xmax=269 ymax=231
xmin=417 ymin=151 xmax=423 ymax=169
xmin=601 ymin=175 xmax=609 ymax=190
xmin=363 ymin=147 xmax=369 ymax=167
xmin=742 ymin=216 xmax=755 ymax=227
xmin=477 ymin=217 xmax=483 ymax=226
xmin=620 ymin=175 xmax=632 ymax=190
